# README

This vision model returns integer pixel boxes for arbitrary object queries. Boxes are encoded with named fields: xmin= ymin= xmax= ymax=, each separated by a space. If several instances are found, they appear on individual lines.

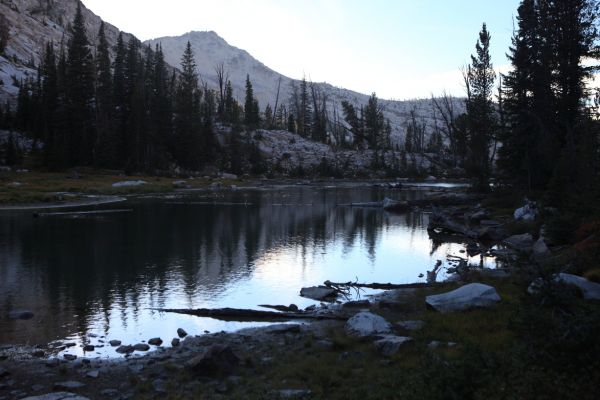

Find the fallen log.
xmin=324 ymin=280 xmax=438 ymax=290
xmin=155 ymin=307 xmax=347 ymax=321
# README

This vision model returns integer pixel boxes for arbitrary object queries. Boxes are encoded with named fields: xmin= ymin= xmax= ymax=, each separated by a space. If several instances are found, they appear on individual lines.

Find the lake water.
xmin=0 ymin=184 xmax=494 ymax=358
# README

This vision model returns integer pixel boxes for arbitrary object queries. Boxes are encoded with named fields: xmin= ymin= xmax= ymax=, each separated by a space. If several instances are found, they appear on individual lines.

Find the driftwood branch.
xmin=155 ymin=307 xmax=346 ymax=322
xmin=324 ymin=280 xmax=436 ymax=290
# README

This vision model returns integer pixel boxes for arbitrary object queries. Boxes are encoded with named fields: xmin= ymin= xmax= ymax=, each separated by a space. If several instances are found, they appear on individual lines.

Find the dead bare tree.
xmin=432 ymin=91 xmax=460 ymax=166
xmin=214 ymin=62 xmax=229 ymax=118
xmin=272 ymin=77 xmax=282 ymax=128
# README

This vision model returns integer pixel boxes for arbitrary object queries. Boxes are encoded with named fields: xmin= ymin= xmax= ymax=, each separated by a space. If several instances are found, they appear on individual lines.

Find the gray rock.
xmin=109 ymin=340 xmax=121 ymax=347
xmin=172 ymin=180 xmax=190 ymax=189
xmin=514 ymin=200 xmax=538 ymax=221
xmin=115 ymin=345 xmax=134 ymax=354
xmin=278 ymin=389 xmax=312 ymax=398
xmin=300 ymin=286 xmax=337 ymax=301
xmin=344 ymin=311 xmax=392 ymax=338
xmin=342 ymin=300 xmax=371 ymax=309
xmin=503 ymin=233 xmax=534 ymax=251
xmin=111 ymin=180 xmax=146 ymax=188
xmin=556 ymin=273 xmax=600 ymax=300
xmin=148 ymin=338 xmax=163 ymax=346
xmin=82 ymin=345 xmax=94 ymax=352
xmin=85 ymin=370 xmax=99 ymax=379
xmin=53 ymin=381 xmax=86 ymax=391
xmin=21 ymin=393 xmax=90 ymax=400
xmin=171 ymin=338 xmax=180 ymax=347
xmin=32 ymin=349 xmax=45 ymax=358
xmin=373 ymin=335 xmax=413 ymax=356
xmin=186 ymin=345 xmax=240 ymax=376
xmin=264 ymin=324 xmax=301 ymax=334
xmin=533 ymin=237 xmax=550 ymax=258
xmin=177 ymin=328 xmax=188 ymax=338
xmin=133 ymin=343 xmax=150 ymax=352
xmin=397 ymin=320 xmax=425 ymax=331
xmin=425 ymin=283 xmax=501 ymax=313
xmin=8 ymin=310 xmax=34 ymax=320
xmin=221 ymin=173 xmax=238 ymax=180
xmin=63 ymin=354 xmax=77 ymax=361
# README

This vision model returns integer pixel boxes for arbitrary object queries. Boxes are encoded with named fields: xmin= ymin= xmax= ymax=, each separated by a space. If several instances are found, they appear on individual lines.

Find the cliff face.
xmin=0 ymin=0 xmax=134 ymax=103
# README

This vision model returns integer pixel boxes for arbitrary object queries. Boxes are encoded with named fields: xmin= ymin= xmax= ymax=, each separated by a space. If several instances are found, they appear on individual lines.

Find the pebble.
xmin=177 ymin=328 xmax=187 ymax=338
xmin=133 ymin=343 xmax=150 ymax=352
xmin=148 ymin=338 xmax=163 ymax=346
xmin=85 ymin=370 xmax=99 ymax=379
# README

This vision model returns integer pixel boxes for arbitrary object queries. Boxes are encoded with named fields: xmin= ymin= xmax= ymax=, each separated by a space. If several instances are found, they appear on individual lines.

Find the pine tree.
xmin=95 ymin=22 xmax=114 ymax=167
xmin=465 ymin=23 xmax=496 ymax=192
xmin=173 ymin=41 xmax=202 ymax=170
xmin=40 ymin=42 xmax=59 ymax=167
xmin=65 ymin=1 xmax=95 ymax=166
xmin=244 ymin=74 xmax=259 ymax=128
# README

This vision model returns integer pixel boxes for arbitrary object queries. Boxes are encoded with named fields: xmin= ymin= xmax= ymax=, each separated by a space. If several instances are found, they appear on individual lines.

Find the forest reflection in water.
xmin=0 ymin=185 xmax=493 ymax=357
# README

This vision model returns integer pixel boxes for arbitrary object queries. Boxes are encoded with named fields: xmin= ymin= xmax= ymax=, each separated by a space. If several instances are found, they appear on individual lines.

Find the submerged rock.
xmin=177 ymin=328 xmax=188 ymax=338
xmin=299 ymin=286 xmax=337 ymax=301
xmin=426 ymin=283 xmax=501 ymax=313
xmin=344 ymin=311 xmax=392 ymax=338
xmin=115 ymin=345 xmax=134 ymax=354
xmin=133 ymin=343 xmax=150 ymax=352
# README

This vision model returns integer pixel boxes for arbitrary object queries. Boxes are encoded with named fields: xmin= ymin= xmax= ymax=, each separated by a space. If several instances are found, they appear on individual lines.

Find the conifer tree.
xmin=173 ymin=41 xmax=202 ymax=169
xmin=465 ymin=23 xmax=496 ymax=192
xmin=95 ymin=22 xmax=114 ymax=167
xmin=65 ymin=1 xmax=95 ymax=165
xmin=244 ymin=74 xmax=259 ymax=128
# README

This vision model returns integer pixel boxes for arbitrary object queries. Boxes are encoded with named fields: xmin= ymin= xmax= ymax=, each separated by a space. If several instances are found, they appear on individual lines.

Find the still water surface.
xmin=0 ymin=185 xmax=493 ymax=357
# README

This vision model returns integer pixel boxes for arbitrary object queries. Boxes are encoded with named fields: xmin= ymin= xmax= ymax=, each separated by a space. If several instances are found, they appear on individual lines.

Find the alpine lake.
xmin=0 ymin=182 xmax=498 ymax=358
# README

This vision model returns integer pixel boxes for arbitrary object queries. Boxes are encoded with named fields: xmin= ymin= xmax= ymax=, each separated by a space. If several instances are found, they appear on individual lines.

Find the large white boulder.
xmin=344 ymin=312 xmax=392 ymax=338
xmin=556 ymin=273 xmax=600 ymax=300
xmin=426 ymin=283 xmax=501 ymax=313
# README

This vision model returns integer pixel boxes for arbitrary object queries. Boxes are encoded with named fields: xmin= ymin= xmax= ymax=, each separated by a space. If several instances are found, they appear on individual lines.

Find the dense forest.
xmin=1 ymin=0 xmax=599 ymax=204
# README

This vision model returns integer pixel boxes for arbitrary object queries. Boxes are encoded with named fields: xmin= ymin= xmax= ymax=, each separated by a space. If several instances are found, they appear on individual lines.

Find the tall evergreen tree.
xmin=65 ymin=1 xmax=95 ymax=166
xmin=95 ymin=22 xmax=114 ymax=167
xmin=244 ymin=74 xmax=259 ymax=128
xmin=465 ymin=23 xmax=496 ymax=192
xmin=173 ymin=41 xmax=202 ymax=169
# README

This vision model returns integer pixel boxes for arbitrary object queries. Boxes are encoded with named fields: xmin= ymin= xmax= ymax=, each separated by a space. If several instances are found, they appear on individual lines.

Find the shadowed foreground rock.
xmin=185 ymin=344 xmax=240 ymax=376
xmin=426 ymin=283 xmax=501 ymax=313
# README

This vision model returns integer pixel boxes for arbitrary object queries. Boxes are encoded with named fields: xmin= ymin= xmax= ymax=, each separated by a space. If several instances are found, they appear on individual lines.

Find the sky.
xmin=81 ymin=0 xmax=521 ymax=100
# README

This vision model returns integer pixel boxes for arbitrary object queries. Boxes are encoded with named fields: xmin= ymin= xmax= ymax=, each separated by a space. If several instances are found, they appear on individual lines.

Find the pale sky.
xmin=81 ymin=0 xmax=521 ymax=100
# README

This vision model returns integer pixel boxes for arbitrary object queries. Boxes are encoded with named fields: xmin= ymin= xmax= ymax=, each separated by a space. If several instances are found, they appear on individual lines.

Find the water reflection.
xmin=0 ymin=186 xmax=492 ymax=357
